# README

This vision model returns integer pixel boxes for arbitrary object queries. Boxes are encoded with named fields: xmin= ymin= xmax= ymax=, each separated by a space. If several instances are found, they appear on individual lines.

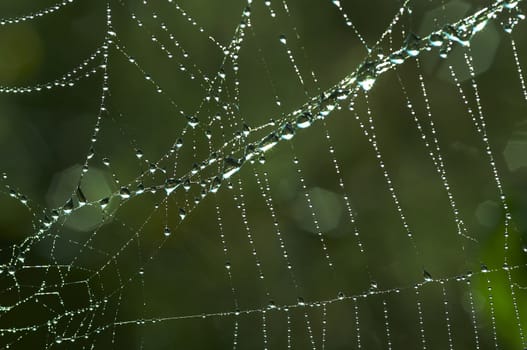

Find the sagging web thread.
xmin=0 ymin=0 xmax=526 ymax=348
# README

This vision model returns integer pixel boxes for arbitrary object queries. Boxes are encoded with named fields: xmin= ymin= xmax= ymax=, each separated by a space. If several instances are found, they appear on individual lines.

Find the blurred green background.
xmin=0 ymin=0 xmax=527 ymax=348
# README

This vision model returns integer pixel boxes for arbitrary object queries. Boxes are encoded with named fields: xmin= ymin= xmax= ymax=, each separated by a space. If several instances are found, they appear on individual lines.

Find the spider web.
xmin=0 ymin=0 xmax=527 ymax=348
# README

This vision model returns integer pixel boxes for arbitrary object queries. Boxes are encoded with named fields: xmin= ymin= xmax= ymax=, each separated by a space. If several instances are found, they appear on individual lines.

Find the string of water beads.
xmin=1 ymin=260 xmax=526 ymax=346
xmin=278 ymin=0 xmax=374 ymax=284
xmin=127 ymin=11 xmax=210 ymax=87
xmin=0 ymin=47 xmax=104 ymax=94
xmin=289 ymin=146 xmax=336 ymax=271
xmin=245 ymin=5 xmax=332 ymax=343
xmin=253 ymin=6 xmax=347 ymax=308
xmin=135 ymin=208 xmax=148 ymax=349
xmin=252 ymin=169 xmax=299 ymax=288
xmin=75 ymin=5 xmax=114 ymax=191
xmin=0 ymin=0 xmax=76 ymax=26
xmin=415 ymin=287 xmax=428 ymax=350
xmin=261 ymin=311 xmax=269 ymax=350
xmin=231 ymin=176 xmax=268 ymax=287
xmin=320 ymin=303 xmax=327 ymax=349
xmin=465 ymin=278 xmax=481 ymax=349
xmin=156 ymin=0 xmax=255 ymax=133
xmin=440 ymin=283 xmax=454 ymax=350
xmin=383 ymin=299 xmax=393 ymax=350
xmin=449 ymin=53 xmax=526 ymax=346
xmin=510 ymin=38 xmax=527 ymax=103
xmin=353 ymin=97 xmax=417 ymax=248
xmin=398 ymin=69 xmax=476 ymax=244
xmin=330 ymin=3 xmax=366 ymax=48
xmin=285 ymin=309 xmax=292 ymax=349
xmin=302 ymin=304 xmax=318 ymax=350
xmin=213 ymin=201 xmax=241 ymax=350
xmin=395 ymin=62 xmax=479 ymax=350
xmin=21 ymin=8 xmax=115 ymax=303
xmin=195 ymin=13 xmax=253 ymax=344
xmin=353 ymin=297 xmax=362 ymax=349
xmin=484 ymin=274 xmax=501 ymax=349
xmin=464 ymin=50 xmax=514 ymax=256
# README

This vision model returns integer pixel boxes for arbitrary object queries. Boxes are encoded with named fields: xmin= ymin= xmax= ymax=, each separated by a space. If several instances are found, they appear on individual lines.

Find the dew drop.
xmin=119 ymin=187 xmax=131 ymax=199
xmin=242 ymin=123 xmax=251 ymax=137
xmin=175 ymin=138 xmax=184 ymax=148
xmin=179 ymin=208 xmax=186 ymax=220
xmin=439 ymin=42 xmax=452 ymax=59
xmin=187 ymin=115 xmax=199 ymax=128
xmin=280 ymin=123 xmax=295 ymax=140
xmin=99 ymin=197 xmax=110 ymax=209
xmin=258 ymin=133 xmax=279 ymax=152
xmin=357 ymin=61 xmax=377 ymax=91
xmin=43 ymin=215 xmax=52 ymax=227
xmin=370 ymin=280 xmax=378 ymax=290
xmin=244 ymin=144 xmax=256 ymax=161
xmin=76 ymin=187 xmax=87 ymax=206
xmin=51 ymin=210 xmax=60 ymax=220
xmin=428 ymin=33 xmax=443 ymax=47
xmin=473 ymin=19 xmax=489 ymax=33
xmin=296 ymin=112 xmax=313 ymax=129
xmin=423 ymin=270 xmax=433 ymax=282
xmin=165 ymin=178 xmax=179 ymax=195
xmin=183 ymin=178 xmax=191 ymax=191
xmin=389 ymin=53 xmax=405 ymax=65
xmin=222 ymin=156 xmax=243 ymax=180
xmin=443 ymin=24 xmax=471 ymax=47
xmin=191 ymin=163 xmax=200 ymax=175
xmin=358 ymin=77 xmax=376 ymax=91
xmin=210 ymin=176 xmax=222 ymax=193
xmin=404 ymin=32 xmax=421 ymax=57
xmin=481 ymin=263 xmax=489 ymax=273
xmin=63 ymin=198 xmax=74 ymax=214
